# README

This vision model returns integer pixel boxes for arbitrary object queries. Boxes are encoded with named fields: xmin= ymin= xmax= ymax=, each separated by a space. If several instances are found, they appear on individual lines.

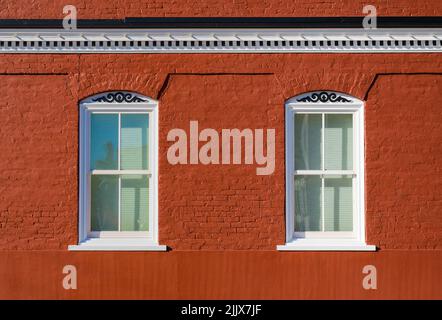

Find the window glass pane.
xmin=121 ymin=175 xmax=149 ymax=231
xmin=121 ymin=114 xmax=149 ymax=170
xmin=324 ymin=114 xmax=353 ymax=170
xmin=90 ymin=114 xmax=118 ymax=170
xmin=295 ymin=114 xmax=322 ymax=170
xmin=91 ymin=175 xmax=119 ymax=231
xmin=324 ymin=175 xmax=353 ymax=231
xmin=295 ymin=175 xmax=321 ymax=231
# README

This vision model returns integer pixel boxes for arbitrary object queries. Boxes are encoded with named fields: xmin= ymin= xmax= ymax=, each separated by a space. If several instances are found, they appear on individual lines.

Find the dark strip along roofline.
xmin=0 ymin=16 xmax=442 ymax=29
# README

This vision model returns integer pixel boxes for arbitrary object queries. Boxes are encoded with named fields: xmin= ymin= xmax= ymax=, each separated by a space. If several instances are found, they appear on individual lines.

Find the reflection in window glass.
xmin=91 ymin=114 xmax=118 ymax=170
xmin=295 ymin=175 xmax=322 ymax=231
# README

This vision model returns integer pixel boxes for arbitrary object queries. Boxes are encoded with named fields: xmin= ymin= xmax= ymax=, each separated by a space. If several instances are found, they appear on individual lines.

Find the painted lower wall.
xmin=0 ymin=251 xmax=441 ymax=299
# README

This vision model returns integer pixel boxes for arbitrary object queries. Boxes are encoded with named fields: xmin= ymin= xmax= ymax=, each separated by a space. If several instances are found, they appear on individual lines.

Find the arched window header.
xmin=81 ymin=91 xmax=156 ymax=104
xmin=286 ymin=91 xmax=362 ymax=105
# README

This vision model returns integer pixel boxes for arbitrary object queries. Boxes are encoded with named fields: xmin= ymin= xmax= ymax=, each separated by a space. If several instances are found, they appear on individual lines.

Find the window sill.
xmin=277 ymin=239 xmax=376 ymax=251
xmin=68 ymin=238 xmax=167 ymax=251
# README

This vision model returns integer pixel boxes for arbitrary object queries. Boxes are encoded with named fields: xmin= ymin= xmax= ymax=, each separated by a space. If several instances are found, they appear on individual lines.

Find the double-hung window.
xmin=279 ymin=91 xmax=375 ymax=251
xmin=70 ymin=91 xmax=165 ymax=251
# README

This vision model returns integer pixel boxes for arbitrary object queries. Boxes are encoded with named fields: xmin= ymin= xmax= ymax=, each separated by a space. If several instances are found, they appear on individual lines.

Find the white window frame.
xmin=278 ymin=91 xmax=375 ymax=251
xmin=69 ymin=91 xmax=166 ymax=251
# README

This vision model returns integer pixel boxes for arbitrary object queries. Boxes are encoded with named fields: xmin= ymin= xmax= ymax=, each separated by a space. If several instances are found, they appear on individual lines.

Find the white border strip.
xmin=1 ymin=28 xmax=442 ymax=52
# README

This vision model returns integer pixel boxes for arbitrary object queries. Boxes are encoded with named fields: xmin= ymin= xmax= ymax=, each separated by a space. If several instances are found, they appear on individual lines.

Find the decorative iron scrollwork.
xmin=296 ymin=91 xmax=352 ymax=103
xmin=92 ymin=92 xmax=147 ymax=103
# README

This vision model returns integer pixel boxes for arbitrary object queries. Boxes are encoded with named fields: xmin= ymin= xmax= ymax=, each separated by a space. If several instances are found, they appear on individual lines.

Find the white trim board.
xmin=277 ymin=242 xmax=376 ymax=251
xmin=1 ymin=28 xmax=442 ymax=53
xmin=68 ymin=239 xmax=167 ymax=251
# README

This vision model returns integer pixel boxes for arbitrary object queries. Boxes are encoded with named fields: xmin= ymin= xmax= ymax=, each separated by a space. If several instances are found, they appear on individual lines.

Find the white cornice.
xmin=1 ymin=28 xmax=442 ymax=52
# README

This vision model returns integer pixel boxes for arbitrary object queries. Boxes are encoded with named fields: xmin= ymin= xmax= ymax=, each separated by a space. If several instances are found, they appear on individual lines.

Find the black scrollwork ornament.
xmin=297 ymin=91 xmax=352 ymax=103
xmin=92 ymin=92 xmax=147 ymax=103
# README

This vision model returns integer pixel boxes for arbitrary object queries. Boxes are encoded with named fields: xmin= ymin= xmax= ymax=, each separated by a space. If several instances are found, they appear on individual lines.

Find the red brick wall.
xmin=159 ymin=74 xmax=284 ymax=250
xmin=0 ymin=54 xmax=441 ymax=251
xmin=0 ymin=0 xmax=441 ymax=18
xmin=0 ymin=75 xmax=77 ymax=250
xmin=366 ymin=75 xmax=442 ymax=249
